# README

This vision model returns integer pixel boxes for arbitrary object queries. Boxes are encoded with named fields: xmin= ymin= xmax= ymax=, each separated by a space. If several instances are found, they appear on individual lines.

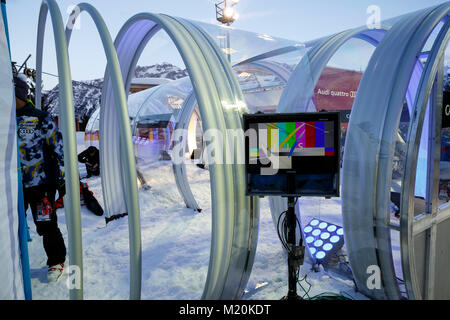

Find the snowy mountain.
xmin=43 ymin=63 xmax=188 ymax=122
xmin=44 ymin=79 xmax=103 ymax=123
xmin=134 ymin=62 xmax=188 ymax=80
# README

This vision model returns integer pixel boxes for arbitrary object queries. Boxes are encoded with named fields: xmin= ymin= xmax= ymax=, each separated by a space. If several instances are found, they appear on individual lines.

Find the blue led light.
xmin=320 ymin=232 xmax=330 ymax=240
xmin=327 ymin=225 xmax=337 ymax=232
xmin=315 ymin=251 xmax=326 ymax=259
xmin=310 ymin=219 xmax=319 ymax=226
xmin=314 ymin=240 xmax=323 ymax=247
xmin=330 ymin=236 xmax=340 ymax=243
xmin=304 ymin=219 xmax=345 ymax=263
xmin=306 ymin=236 xmax=314 ymax=244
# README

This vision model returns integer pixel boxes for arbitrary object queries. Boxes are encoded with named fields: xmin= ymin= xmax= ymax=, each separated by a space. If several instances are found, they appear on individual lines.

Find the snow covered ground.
xmin=27 ymin=133 xmax=367 ymax=300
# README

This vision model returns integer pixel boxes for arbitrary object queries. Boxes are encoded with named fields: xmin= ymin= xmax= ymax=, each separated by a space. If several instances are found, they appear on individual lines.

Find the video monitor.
xmin=243 ymin=112 xmax=341 ymax=197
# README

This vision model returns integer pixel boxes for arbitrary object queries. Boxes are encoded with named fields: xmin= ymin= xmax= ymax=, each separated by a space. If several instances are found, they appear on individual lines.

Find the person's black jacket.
xmin=78 ymin=147 xmax=100 ymax=167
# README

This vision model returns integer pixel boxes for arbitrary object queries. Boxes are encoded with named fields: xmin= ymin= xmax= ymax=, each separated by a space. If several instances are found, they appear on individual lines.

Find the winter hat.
xmin=13 ymin=75 xmax=29 ymax=102
xmin=87 ymin=146 xmax=98 ymax=154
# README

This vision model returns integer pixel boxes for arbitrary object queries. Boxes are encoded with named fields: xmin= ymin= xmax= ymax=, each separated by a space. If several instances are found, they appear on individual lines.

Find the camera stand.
xmin=281 ymin=196 xmax=305 ymax=301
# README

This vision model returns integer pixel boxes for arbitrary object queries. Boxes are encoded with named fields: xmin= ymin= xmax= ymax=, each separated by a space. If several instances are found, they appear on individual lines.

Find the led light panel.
xmin=302 ymin=218 xmax=345 ymax=264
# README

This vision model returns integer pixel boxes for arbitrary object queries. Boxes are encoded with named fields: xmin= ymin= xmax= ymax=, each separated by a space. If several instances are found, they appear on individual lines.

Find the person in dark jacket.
xmin=14 ymin=75 xmax=66 ymax=282
xmin=78 ymin=146 xmax=100 ymax=178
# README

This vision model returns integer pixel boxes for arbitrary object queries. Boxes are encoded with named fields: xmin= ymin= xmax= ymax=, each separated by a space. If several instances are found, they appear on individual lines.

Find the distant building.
xmin=129 ymin=78 xmax=172 ymax=93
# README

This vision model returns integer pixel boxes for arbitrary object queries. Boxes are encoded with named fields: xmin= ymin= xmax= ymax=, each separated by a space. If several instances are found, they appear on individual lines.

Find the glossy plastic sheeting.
xmin=172 ymin=58 xmax=294 ymax=212
xmin=0 ymin=8 xmax=24 ymax=300
xmin=277 ymin=27 xmax=386 ymax=115
xmin=131 ymin=77 xmax=191 ymax=163
xmin=269 ymin=27 xmax=387 ymax=262
xmin=188 ymin=20 xmax=302 ymax=65
xmin=101 ymin=13 xmax=259 ymax=299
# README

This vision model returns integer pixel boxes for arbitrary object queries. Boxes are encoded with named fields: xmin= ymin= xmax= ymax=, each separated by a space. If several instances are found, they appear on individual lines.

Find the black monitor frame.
xmin=243 ymin=112 xmax=341 ymax=197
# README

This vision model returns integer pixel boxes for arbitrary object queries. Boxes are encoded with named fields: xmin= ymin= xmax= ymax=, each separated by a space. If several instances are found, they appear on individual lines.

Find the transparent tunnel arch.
xmin=33 ymin=0 xmax=450 ymax=301
xmin=102 ymin=13 xmax=259 ymax=299
xmin=266 ymin=19 xmax=435 ymax=297
xmin=173 ymin=57 xmax=295 ymax=212
xmin=267 ymin=26 xmax=390 ymax=264
xmin=343 ymin=2 xmax=450 ymax=300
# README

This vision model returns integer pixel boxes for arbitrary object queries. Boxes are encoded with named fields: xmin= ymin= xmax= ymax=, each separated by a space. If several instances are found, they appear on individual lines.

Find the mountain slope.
xmin=43 ymin=63 xmax=188 ymax=122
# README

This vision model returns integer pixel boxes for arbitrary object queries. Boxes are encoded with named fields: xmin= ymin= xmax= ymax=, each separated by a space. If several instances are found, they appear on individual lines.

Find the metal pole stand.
xmin=282 ymin=196 xmax=305 ymax=300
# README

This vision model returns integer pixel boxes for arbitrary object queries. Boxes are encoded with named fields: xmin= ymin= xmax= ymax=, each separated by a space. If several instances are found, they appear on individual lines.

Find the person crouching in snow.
xmin=78 ymin=146 xmax=100 ymax=178
xmin=14 ymin=75 xmax=67 ymax=282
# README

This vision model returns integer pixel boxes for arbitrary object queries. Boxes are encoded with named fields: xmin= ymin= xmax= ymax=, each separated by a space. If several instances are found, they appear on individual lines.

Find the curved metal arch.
xmin=234 ymin=45 xmax=303 ymax=68
xmin=172 ymin=92 xmax=202 ymax=212
xmin=35 ymin=0 xmax=82 ymax=300
xmin=172 ymin=58 xmax=292 ymax=213
xmin=283 ymin=24 xmax=424 ymax=300
xmin=401 ymin=17 xmax=450 ymax=300
xmin=244 ymin=60 xmax=292 ymax=85
xmin=64 ymin=2 xmax=142 ymax=300
xmin=343 ymin=2 xmax=450 ymax=300
xmin=102 ymin=12 xmax=258 ymax=299
xmin=277 ymin=27 xmax=387 ymax=115
xmin=178 ymin=17 xmax=260 ymax=299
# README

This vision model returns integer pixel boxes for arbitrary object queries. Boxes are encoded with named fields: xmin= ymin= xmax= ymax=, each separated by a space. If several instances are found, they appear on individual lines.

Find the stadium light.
xmin=215 ymin=0 xmax=240 ymax=63
xmin=223 ymin=6 xmax=235 ymax=19
xmin=215 ymin=0 xmax=239 ymax=26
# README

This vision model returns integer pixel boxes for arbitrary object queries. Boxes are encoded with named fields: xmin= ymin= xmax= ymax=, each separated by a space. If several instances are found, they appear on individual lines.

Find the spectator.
xmin=78 ymin=146 xmax=100 ymax=178
xmin=15 ymin=75 xmax=66 ymax=282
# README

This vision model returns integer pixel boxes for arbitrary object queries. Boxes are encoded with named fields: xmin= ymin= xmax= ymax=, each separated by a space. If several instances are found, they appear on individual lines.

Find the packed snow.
xmin=27 ymin=133 xmax=370 ymax=300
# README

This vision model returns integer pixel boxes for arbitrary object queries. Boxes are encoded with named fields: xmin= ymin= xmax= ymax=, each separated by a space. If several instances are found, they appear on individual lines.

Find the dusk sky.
xmin=4 ymin=0 xmax=446 ymax=89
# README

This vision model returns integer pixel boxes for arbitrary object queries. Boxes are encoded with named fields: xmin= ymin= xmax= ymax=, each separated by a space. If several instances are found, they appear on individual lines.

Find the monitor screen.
xmin=244 ymin=112 xmax=341 ymax=197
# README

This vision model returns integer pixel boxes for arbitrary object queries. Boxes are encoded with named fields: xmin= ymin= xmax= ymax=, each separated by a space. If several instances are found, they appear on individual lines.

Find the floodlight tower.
xmin=215 ymin=0 xmax=239 ymax=62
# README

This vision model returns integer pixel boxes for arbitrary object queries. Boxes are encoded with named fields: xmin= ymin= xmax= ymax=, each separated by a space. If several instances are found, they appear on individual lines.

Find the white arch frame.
xmin=101 ymin=13 xmax=260 ymax=300
xmin=35 ymin=0 xmax=83 ymax=300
